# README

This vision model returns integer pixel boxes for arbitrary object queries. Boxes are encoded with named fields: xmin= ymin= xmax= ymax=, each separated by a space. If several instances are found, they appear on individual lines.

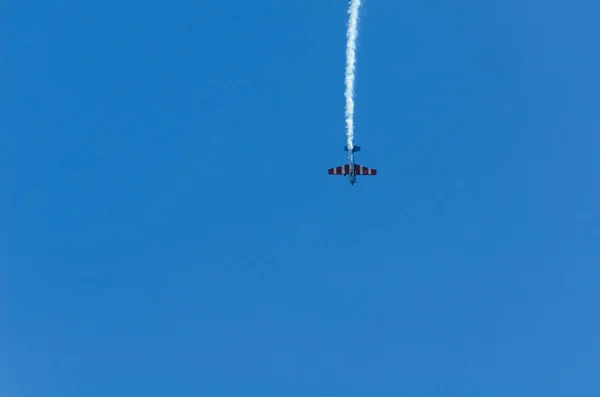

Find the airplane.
xmin=328 ymin=145 xmax=377 ymax=185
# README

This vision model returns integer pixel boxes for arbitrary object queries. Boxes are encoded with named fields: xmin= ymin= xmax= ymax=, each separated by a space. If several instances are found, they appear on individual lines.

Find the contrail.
xmin=344 ymin=0 xmax=361 ymax=151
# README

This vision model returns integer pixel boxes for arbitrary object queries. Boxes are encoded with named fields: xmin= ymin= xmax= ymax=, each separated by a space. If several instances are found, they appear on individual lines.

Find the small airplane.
xmin=328 ymin=144 xmax=377 ymax=185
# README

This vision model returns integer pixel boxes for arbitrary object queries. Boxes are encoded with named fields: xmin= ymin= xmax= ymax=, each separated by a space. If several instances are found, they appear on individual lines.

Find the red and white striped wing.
xmin=328 ymin=164 xmax=350 ymax=175
xmin=354 ymin=164 xmax=377 ymax=175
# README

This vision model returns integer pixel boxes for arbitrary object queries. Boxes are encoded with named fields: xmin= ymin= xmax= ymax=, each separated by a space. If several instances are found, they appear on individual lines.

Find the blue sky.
xmin=1 ymin=0 xmax=599 ymax=395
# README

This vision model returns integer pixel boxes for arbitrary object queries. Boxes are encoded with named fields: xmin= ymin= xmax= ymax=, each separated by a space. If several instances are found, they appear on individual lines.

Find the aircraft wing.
xmin=328 ymin=164 xmax=351 ymax=175
xmin=354 ymin=164 xmax=377 ymax=175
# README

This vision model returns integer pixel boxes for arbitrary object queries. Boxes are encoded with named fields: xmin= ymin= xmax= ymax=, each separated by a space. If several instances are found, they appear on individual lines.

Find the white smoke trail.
xmin=345 ymin=0 xmax=361 ymax=151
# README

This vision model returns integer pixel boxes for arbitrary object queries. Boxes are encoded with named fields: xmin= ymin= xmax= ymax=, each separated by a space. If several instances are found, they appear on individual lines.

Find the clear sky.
xmin=1 ymin=0 xmax=599 ymax=395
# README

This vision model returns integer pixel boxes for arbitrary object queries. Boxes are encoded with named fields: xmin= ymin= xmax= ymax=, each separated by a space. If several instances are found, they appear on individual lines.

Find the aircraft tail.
xmin=344 ymin=145 xmax=361 ymax=152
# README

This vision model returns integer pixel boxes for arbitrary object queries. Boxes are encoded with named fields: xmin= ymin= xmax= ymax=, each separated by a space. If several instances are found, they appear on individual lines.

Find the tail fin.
xmin=344 ymin=145 xmax=361 ymax=152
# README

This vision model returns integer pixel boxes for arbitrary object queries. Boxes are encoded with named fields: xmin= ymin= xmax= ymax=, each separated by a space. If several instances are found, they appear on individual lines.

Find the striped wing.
xmin=328 ymin=164 xmax=351 ymax=175
xmin=354 ymin=164 xmax=377 ymax=175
